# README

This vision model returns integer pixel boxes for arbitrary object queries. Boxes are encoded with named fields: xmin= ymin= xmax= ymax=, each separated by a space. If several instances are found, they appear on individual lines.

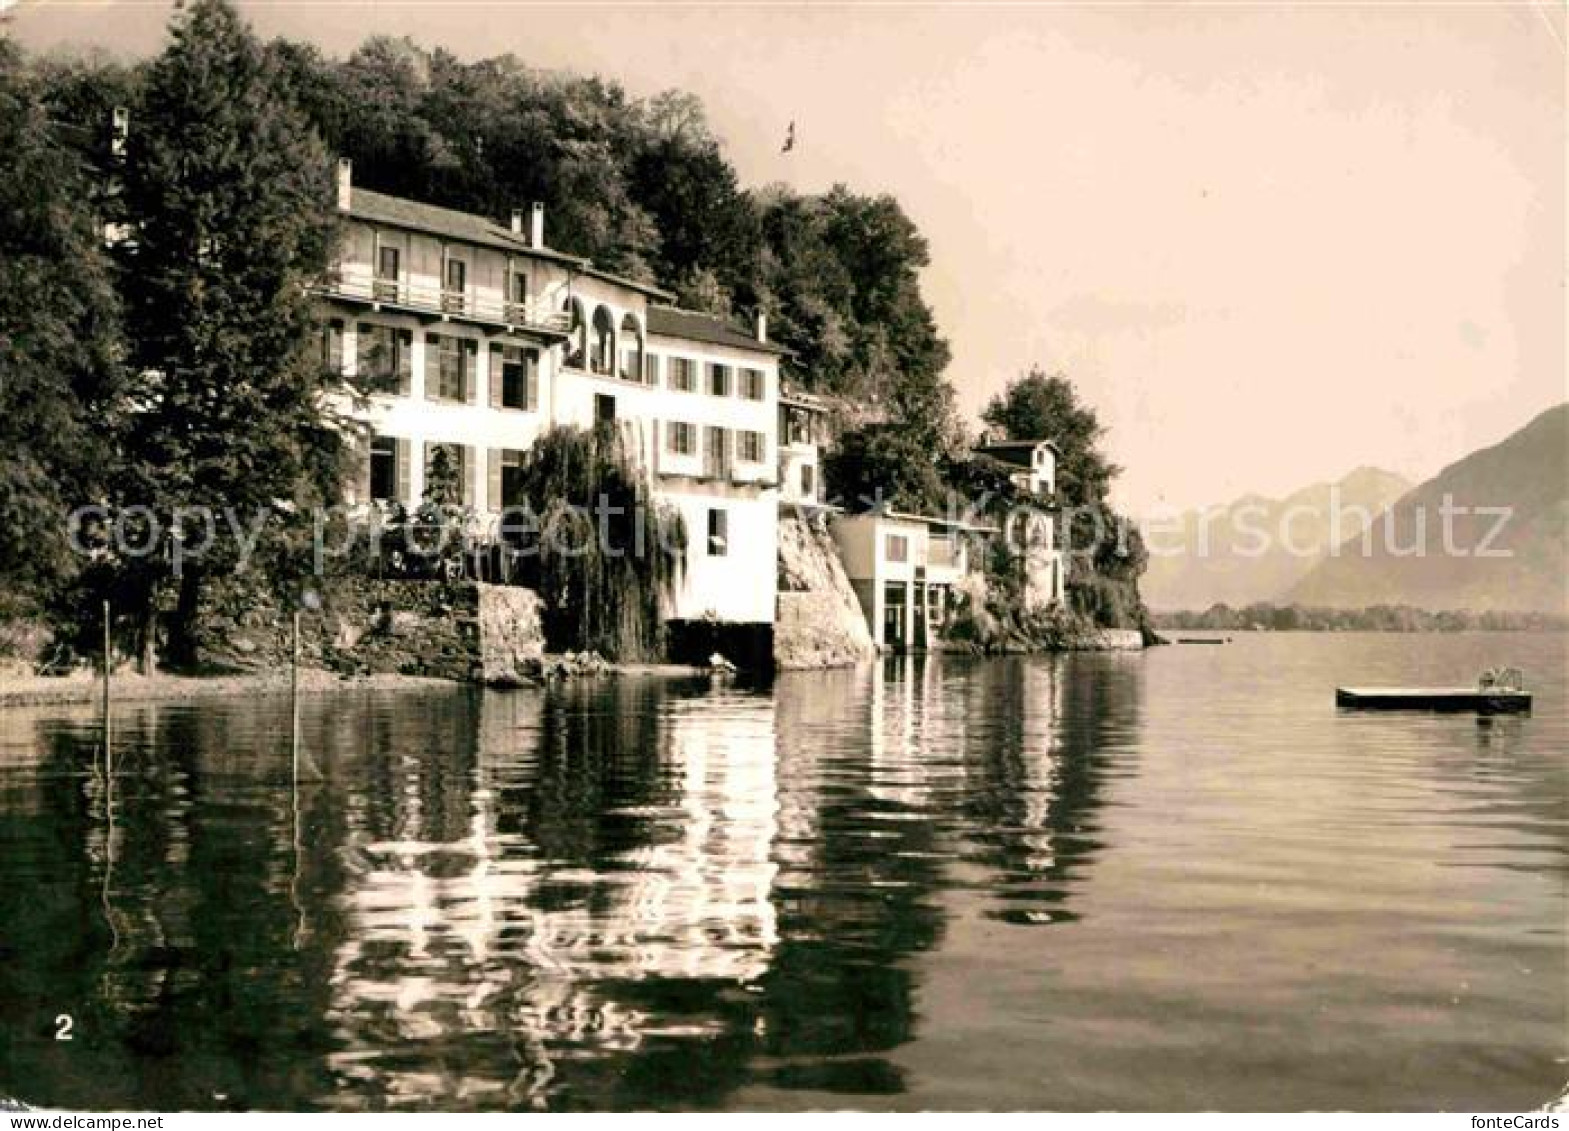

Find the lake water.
xmin=0 ymin=632 xmax=1563 ymax=1112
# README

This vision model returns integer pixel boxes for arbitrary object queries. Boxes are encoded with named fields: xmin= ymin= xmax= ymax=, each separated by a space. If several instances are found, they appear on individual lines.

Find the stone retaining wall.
xmin=774 ymin=514 xmax=876 ymax=669
xmin=192 ymin=576 xmax=543 ymax=684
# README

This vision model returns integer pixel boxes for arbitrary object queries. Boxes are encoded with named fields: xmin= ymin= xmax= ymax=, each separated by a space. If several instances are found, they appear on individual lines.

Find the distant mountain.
xmin=1286 ymin=404 xmax=1568 ymax=614
xmin=1141 ymin=467 xmax=1412 ymax=611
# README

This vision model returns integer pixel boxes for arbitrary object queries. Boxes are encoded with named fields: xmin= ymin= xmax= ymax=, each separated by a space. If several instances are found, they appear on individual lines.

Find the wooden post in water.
xmin=291 ymin=609 xmax=301 ymax=781
xmin=101 ymin=599 xmax=112 ymax=761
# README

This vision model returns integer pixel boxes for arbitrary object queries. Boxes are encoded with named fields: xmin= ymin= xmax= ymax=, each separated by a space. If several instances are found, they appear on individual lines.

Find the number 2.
xmin=55 ymin=1014 xmax=73 ymax=1041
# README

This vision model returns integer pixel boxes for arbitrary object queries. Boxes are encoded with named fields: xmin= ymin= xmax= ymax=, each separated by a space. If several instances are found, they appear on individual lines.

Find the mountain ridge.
xmin=1141 ymin=466 xmax=1413 ymax=611
xmin=1285 ymin=403 xmax=1568 ymax=613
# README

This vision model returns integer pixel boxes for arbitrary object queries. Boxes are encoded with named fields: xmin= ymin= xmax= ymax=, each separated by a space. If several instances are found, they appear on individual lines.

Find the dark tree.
xmin=0 ymin=44 xmax=124 ymax=614
xmin=117 ymin=0 xmax=346 ymax=665
xmin=823 ymin=421 xmax=949 ymax=514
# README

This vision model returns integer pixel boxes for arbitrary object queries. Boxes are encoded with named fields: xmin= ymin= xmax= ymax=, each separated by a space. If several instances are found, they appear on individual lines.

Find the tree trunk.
xmin=170 ymin=565 xmax=203 ymax=671
xmin=138 ymin=583 xmax=159 ymax=676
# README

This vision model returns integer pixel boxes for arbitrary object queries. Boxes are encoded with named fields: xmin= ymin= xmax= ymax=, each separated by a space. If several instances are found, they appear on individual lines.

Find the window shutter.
xmin=464 ymin=340 xmax=478 ymax=404
xmin=488 ymin=448 xmax=503 ymax=512
xmin=395 ymin=438 xmax=410 ymax=504
xmin=424 ymin=334 xmax=440 ymax=401
xmin=461 ymin=446 xmax=475 ymax=508
xmin=488 ymin=345 xmax=503 ymax=409
xmin=645 ymin=353 xmax=660 ymax=386
xmin=396 ymin=329 xmax=411 ymax=396
xmin=353 ymin=431 xmax=372 ymax=503
xmin=525 ymin=351 xmax=539 ymax=411
xmin=325 ymin=319 xmax=344 ymax=375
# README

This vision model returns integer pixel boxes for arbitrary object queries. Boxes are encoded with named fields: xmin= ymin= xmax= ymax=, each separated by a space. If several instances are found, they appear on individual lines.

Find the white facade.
xmin=778 ymin=392 xmax=827 ymax=510
xmin=831 ymin=511 xmax=983 ymax=650
xmin=318 ymin=164 xmax=783 ymax=628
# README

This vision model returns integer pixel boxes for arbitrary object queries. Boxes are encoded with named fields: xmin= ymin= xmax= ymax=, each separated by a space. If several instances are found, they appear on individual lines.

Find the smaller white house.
xmin=831 ymin=510 xmax=993 ymax=651
xmin=778 ymin=388 xmax=829 ymax=511
xmin=973 ymin=438 xmax=1065 ymax=609
xmin=972 ymin=438 xmax=1057 ymax=499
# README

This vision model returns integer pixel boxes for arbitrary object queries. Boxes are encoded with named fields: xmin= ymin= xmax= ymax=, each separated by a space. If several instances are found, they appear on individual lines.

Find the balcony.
xmin=926 ymin=536 xmax=958 ymax=572
xmin=318 ymin=267 xmax=571 ymax=337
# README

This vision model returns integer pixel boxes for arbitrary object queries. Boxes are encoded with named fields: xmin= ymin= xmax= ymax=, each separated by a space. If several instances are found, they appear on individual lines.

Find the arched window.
xmin=619 ymin=313 xmax=644 ymax=382
xmin=591 ymin=306 xmax=616 ymax=375
xmin=563 ymin=297 xmax=587 ymax=370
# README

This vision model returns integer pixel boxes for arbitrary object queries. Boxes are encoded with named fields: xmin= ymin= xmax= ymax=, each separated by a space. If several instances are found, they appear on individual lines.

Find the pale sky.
xmin=10 ymin=1 xmax=1565 ymax=513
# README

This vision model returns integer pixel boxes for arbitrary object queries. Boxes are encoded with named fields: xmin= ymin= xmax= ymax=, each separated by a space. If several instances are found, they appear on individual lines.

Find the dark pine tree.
xmin=117 ymin=0 xmax=346 ymax=666
xmin=0 ymin=43 xmax=123 ymax=617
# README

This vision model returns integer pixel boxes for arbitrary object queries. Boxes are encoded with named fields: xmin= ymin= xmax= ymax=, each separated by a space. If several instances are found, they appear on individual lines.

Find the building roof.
xmin=780 ymin=383 xmax=830 ymax=412
xmin=581 ymin=265 xmax=675 ymax=302
xmin=348 ymin=188 xmax=587 ymax=267
xmin=973 ymin=438 xmax=1059 ymax=469
xmin=647 ymin=305 xmax=787 ymax=355
xmin=974 ymin=438 xmax=1059 ymax=454
xmin=839 ymin=508 xmax=1000 ymax=535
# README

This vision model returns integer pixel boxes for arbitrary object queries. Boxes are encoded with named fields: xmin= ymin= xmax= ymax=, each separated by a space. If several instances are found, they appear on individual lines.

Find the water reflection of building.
xmin=956 ymin=653 xmax=1143 ymax=926
xmin=317 ymin=679 xmax=780 ymax=1108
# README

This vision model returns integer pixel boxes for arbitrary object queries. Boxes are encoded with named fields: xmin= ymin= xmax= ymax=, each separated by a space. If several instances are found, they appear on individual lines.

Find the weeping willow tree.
xmin=513 ymin=425 xmax=687 ymax=661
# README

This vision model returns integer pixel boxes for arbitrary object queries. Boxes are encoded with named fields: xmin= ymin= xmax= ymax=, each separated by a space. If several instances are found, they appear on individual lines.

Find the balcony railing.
xmin=319 ymin=268 xmax=571 ymax=334
xmin=927 ymin=537 xmax=961 ymax=572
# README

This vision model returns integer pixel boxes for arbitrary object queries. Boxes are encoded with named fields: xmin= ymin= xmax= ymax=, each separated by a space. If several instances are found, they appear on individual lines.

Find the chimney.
xmin=110 ymin=106 xmax=129 ymax=159
xmin=510 ymin=208 xmax=524 ymax=235
xmin=335 ymin=157 xmax=353 ymax=212
xmin=529 ymin=201 xmax=545 ymax=248
xmin=755 ymin=310 xmax=768 ymax=344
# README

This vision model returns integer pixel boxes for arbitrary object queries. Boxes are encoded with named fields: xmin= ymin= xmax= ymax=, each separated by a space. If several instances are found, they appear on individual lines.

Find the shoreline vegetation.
xmin=1152 ymin=603 xmax=1568 ymax=633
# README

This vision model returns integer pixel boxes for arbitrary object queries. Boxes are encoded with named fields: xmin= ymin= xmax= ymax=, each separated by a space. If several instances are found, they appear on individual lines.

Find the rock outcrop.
xmin=774 ymin=513 xmax=876 ymax=669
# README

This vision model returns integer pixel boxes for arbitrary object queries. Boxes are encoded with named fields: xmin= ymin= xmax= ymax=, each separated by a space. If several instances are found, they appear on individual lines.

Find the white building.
xmin=972 ymin=438 xmax=1067 ymax=608
xmin=830 ymin=510 xmax=993 ymax=650
xmin=317 ymin=160 xmax=783 ymax=630
xmin=777 ymin=387 xmax=829 ymax=511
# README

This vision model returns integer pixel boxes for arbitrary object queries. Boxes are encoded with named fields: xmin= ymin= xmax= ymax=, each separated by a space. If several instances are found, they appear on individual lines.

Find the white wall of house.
xmin=323 ymin=201 xmax=783 ymax=629
xmin=661 ymin=484 xmax=779 ymax=624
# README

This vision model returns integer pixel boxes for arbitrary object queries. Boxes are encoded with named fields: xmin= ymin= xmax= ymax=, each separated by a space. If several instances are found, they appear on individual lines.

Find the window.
xmin=800 ymin=463 xmax=815 ymax=498
xmin=591 ymin=306 xmax=616 ymax=375
xmin=886 ymin=533 xmax=909 ymax=563
xmin=434 ymin=335 xmax=467 ymax=401
xmin=424 ymin=442 xmax=470 ymax=508
xmin=708 ymin=363 xmax=731 ymax=397
xmin=490 ymin=448 xmax=528 ymax=509
xmin=369 ymin=436 xmax=399 ymax=502
xmin=564 ymin=298 xmax=587 ymax=369
xmin=668 ymin=357 xmax=696 ymax=392
xmin=784 ymin=405 xmax=813 ymax=446
xmin=356 ymin=323 xmax=408 ymax=394
xmin=492 ymin=345 xmax=534 ymax=411
xmin=595 ymin=393 xmax=616 ymax=426
xmin=707 ymin=508 xmax=728 ymax=557
xmin=374 ymin=246 xmax=400 ymax=301
xmin=738 ymin=430 xmax=765 ymax=463
xmin=509 ymin=271 xmax=528 ymax=305
xmin=443 ymin=260 xmax=467 ymax=314
xmin=741 ymin=367 xmax=765 ymax=400
xmin=644 ymin=353 xmax=661 ymax=386
xmin=619 ymin=312 xmax=642 ymax=382
xmin=667 ymin=421 xmax=695 ymax=455
xmin=703 ymin=426 xmax=730 ymax=478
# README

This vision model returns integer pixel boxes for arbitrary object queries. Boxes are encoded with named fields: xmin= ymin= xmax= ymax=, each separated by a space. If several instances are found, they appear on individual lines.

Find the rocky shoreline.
xmin=0 ymin=655 xmax=724 ymax=710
